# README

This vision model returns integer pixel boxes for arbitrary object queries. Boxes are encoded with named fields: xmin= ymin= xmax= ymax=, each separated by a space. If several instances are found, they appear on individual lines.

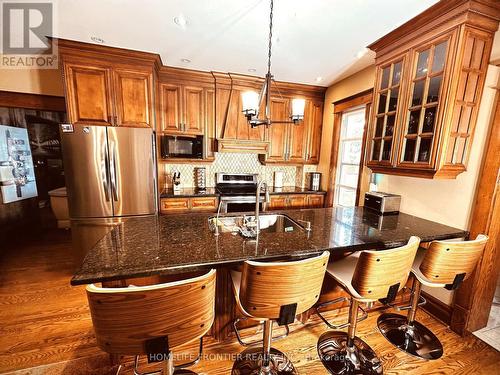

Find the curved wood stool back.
xmin=232 ymin=252 xmax=330 ymax=375
xmin=86 ymin=269 xmax=216 ymax=357
xmin=239 ymin=251 xmax=330 ymax=320
xmin=378 ymin=235 xmax=489 ymax=361
xmin=352 ymin=236 xmax=420 ymax=300
xmin=419 ymin=234 xmax=489 ymax=284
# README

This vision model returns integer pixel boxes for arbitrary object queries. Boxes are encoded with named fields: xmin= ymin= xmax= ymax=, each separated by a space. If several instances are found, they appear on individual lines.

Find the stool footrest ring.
xmin=316 ymin=297 xmax=368 ymax=329
xmin=233 ymin=317 xmax=290 ymax=347
xmin=388 ymin=295 xmax=427 ymax=311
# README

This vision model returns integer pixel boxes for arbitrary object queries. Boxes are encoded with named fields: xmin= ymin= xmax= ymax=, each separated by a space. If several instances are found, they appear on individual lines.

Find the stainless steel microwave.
xmin=160 ymin=135 xmax=203 ymax=159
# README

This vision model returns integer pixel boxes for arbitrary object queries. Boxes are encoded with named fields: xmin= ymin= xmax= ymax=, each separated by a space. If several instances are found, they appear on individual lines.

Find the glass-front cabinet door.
xmin=367 ymin=56 xmax=406 ymax=166
xmin=397 ymin=36 xmax=451 ymax=169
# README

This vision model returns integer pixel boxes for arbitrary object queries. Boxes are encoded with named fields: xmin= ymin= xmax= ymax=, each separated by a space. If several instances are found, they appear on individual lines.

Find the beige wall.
xmin=318 ymin=66 xmax=376 ymax=190
xmin=0 ymin=69 xmax=64 ymax=96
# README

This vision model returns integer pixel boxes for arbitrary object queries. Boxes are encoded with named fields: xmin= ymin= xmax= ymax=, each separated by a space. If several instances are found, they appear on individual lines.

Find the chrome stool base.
xmin=377 ymin=313 xmax=443 ymax=360
xmin=231 ymin=347 xmax=297 ymax=375
xmin=317 ymin=331 xmax=383 ymax=375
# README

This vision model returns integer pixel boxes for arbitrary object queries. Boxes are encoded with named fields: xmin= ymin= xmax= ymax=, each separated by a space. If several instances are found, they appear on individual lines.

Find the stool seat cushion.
xmin=326 ymin=253 xmax=376 ymax=302
xmin=411 ymin=247 xmax=446 ymax=288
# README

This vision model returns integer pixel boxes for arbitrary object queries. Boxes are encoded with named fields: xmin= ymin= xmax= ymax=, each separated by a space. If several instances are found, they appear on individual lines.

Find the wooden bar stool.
xmin=230 ymin=251 xmax=330 ymax=375
xmin=316 ymin=236 xmax=420 ymax=375
xmin=86 ymin=269 xmax=216 ymax=375
xmin=378 ymin=234 xmax=488 ymax=360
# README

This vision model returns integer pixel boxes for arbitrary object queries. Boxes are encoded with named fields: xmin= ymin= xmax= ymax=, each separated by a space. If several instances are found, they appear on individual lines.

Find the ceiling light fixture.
xmin=173 ymin=15 xmax=187 ymax=28
xmin=248 ymin=68 xmax=257 ymax=73
xmin=241 ymin=0 xmax=305 ymax=128
xmin=180 ymin=58 xmax=191 ymax=63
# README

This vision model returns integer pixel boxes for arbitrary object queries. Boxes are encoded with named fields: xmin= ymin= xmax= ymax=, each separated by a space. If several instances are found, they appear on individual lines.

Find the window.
xmin=334 ymin=106 xmax=366 ymax=207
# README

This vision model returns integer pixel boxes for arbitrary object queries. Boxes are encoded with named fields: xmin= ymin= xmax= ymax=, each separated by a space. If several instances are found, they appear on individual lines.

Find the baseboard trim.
xmin=421 ymin=291 xmax=452 ymax=326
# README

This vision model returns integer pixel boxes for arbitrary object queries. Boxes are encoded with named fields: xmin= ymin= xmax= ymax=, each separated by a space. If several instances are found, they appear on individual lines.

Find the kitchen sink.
xmin=208 ymin=214 xmax=304 ymax=236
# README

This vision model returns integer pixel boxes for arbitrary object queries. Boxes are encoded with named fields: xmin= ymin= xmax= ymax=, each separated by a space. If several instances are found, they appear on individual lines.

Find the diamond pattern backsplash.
xmin=162 ymin=153 xmax=317 ymax=188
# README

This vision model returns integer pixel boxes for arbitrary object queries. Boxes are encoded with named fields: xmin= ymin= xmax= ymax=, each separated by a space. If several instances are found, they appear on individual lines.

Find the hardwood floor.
xmin=1 ymin=229 xmax=499 ymax=374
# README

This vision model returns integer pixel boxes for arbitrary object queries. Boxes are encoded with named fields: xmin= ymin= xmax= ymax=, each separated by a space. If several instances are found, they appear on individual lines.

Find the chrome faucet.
xmin=254 ymin=180 xmax=270 ymax=234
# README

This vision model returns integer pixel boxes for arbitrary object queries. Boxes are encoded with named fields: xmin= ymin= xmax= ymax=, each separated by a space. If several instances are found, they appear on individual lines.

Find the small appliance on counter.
xmin=309 ymin=172 xmax=321 ymax=191
xmin=172 ymin=171 xmax=181 ymax=194
xmin=195 ymin=167 xmax=206 ymax=190
xmin=274 ymin=171 xmax=284 ymax=188
xmin=364 ymin=192 xmax=401 ymax=214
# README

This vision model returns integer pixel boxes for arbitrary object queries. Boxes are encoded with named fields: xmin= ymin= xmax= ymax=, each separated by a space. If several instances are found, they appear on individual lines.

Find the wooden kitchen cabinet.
xmin=305 ymin=100 xmax=324 ymax=164
xmin=268 ymin=194 xmax=325 ymax=210
xmin=266 ymin=98 xmax=290 ymax=162
xmin=263 ymin=98 xmax=324 ymax=164
xmin=160 ymin=196 xmax=218 ymax=214
xmin=64 ymin=63 xmax=114 ymax=126
xmin=159 ymin=83 xmax=205 ymax=135
xmin=366 ymin=0 xmax=500 ymax=179
xmin=113 ymin=68 xmax=153 ymax=128
xmin=63 ymin=61 xmax=153 ymax=128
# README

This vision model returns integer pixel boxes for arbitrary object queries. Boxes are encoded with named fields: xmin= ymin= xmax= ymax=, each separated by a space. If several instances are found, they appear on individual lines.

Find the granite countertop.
xmin=71 ymin=207 xmax=467 ymax=285
xmin=160 ymin=186 xmax=325 ymax=198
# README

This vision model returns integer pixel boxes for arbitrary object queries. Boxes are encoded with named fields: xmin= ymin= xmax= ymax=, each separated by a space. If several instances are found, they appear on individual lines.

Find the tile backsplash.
xmin=161 ymin=152 xmax=317 ymax=189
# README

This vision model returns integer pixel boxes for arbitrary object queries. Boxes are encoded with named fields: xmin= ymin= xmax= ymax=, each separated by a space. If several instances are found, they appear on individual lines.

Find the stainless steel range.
xmin=215 ymin=173 xmax=265 ymax=213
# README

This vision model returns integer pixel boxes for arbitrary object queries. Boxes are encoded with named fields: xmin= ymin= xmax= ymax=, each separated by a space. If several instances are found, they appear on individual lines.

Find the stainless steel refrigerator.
xmin=60 ymin=124 xmax=156 ymax=219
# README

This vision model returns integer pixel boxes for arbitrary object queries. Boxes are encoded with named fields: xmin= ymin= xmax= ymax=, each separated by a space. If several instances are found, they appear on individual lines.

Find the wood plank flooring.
xmin=1 ymin=229 xmax=499 ymax=374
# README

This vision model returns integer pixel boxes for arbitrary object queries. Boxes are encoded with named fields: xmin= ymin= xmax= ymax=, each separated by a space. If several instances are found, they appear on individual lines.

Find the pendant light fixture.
xmin=241 ymin=0 xmax=305 ymax=128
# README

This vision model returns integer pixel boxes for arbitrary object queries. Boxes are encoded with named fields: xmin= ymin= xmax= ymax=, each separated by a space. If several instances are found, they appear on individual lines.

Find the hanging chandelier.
xmin=241 ymin=0 xmax=305 ymax=128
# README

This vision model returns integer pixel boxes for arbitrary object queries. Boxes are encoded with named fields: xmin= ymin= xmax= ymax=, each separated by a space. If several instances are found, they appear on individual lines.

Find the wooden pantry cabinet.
xmin=365 ymin=0 xmax=500 ymax=179
xmin=59 ymin=40 xmax=156 ymax=128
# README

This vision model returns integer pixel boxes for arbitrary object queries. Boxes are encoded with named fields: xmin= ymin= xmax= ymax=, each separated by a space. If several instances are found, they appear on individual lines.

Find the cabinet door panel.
xmin=308 ymin=194 xmax=324 ymax=208
xmin=114 ymin=69 xmax=153 ymax=127
xmin=267 ymin=98 xmax=289 ymax=162
xmin=288 ymin=194 xmax=307 ymax=208
xmin=307 ymin=101 xmax=323 ymax=164
xmin=160 ymin=198 xmax=190 ymax=213
xmin=191 ymin=197 xmax=217 ymax=211
xmin=288 ymin=102 xmax=307 ymax=163
xmin=269 ymin=195 xmax=288 ymax=210
xmin=160 ymin=83 xmax=182 ymax=133
xmin=183 ymin=86 xmax=204 ymax=135
xmin=65 ymin=64 xmax=113 ymax=126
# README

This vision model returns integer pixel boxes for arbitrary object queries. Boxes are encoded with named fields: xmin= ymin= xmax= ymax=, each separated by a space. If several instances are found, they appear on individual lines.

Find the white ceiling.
xmin=49 ymin=0 xmax=455 ymax=86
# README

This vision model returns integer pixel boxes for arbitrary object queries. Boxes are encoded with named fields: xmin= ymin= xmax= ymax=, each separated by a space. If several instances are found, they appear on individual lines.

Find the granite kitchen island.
xmin=71 ymin=207 xmax=467 ymax=341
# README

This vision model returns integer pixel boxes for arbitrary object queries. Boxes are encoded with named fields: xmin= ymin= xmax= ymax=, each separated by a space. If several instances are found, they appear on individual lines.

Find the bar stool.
xmin=86 ymin=269 xmax=216 ymax=375
xmin=316 ymin=236 xmax=420 ymax=375
xmin=230 ymin=251 xmax=330 ymax=375
xmin=377 ymin=234 xmax=488 ymax=360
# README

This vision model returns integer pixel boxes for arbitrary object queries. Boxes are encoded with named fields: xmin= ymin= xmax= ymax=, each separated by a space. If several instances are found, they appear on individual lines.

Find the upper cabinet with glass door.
xmin=367 ymin=56 xmax=406 ymax=168
xmin=366 ymin=0 xmax=500 ymax=179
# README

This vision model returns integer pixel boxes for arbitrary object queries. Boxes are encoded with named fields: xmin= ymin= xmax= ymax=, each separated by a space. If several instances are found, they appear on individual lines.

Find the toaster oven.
xmin=364 ymin=192 xmax=401 ymax=214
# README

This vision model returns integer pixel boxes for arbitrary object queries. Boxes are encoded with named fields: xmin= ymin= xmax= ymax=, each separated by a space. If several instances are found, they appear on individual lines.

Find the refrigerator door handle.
xmin=101 ymin=142 xmax=111 ymax=201
xmin=110 ymin=141 xmax=119 ymax=201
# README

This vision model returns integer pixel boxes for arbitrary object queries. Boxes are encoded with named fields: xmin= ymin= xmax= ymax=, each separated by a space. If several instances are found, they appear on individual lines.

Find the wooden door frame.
xmin=451 ymin=86 xmax=500 ymax=335
xmin=326 ymin=89 xmax=373 ymax=207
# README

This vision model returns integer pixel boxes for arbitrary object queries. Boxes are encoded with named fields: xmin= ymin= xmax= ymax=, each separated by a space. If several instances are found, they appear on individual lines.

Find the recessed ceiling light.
xmin=181 ymin=58 xmax=191 ymax=63
xmin=90 ymin=36 xmax=105 ymax=44
xmin=173 ymin=15 xmax=188 ymax=28
xmin=315 ymin=77 xmax=323 ymax=83
xmin=356 ymin=48 xmax=369 ymax=59
xmin=248 ymin=68 xmax=256 ymax=73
